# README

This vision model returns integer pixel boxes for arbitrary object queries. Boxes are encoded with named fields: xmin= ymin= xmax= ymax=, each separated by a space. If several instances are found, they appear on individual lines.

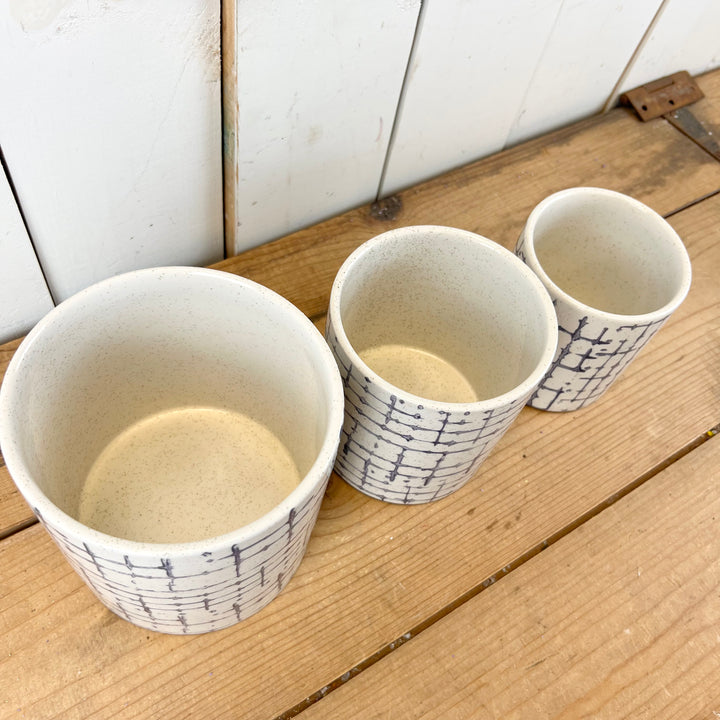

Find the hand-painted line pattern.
xmin=515 ymin=238 xmax=667 ymax=411
xmin=528 ymin=313 xmax=666 ymax=411
xmin=326 ymin=317 xmax=530 ymax=504
xmin=32 ymin=478 xmax=327 ymax=634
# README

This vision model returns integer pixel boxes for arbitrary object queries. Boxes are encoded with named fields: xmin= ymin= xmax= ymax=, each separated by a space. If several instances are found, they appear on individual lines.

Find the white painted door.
xmin=380 ymin=0 xmax=665 ymax=197
xmin=0 ymin=0 xmax=224 ymax=302
xmin=0 ymin=164 xmax=54 ymax=343
xmin=617 ymin=0 xmax=720 ymax=100
xmin=225 ymin=0 xmax=422 ymax=255
xmin=504 ymin=0 xmax=662 ymax=146
xmin=381 ymin=0 xmax=569 ymax=195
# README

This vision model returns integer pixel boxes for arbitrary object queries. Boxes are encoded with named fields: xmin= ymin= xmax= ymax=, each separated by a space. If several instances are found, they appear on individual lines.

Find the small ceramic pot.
xmin=326 ymin=226 xmax=558 ymax=504
xmin=0 ymin=267 xmax=344 ymax=634
xmin=516 ymin=187 xmax=692 ymax=411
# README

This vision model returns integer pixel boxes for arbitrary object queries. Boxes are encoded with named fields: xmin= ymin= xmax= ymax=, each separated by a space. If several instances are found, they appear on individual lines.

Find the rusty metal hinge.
xmin=620 ymin=70 xmax=720 ymax=161
xmin=620 ymin=71 xmax=704 ymax=121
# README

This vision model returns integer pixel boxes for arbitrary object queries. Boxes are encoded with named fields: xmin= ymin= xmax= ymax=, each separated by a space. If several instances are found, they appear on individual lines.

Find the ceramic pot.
xmin=0 ymin=267 xmax=344 ymax=634
xmin=516 ymin=187 xmax=692 ymax=411
xmin=326 ymin=226 xmax=558 ymax=504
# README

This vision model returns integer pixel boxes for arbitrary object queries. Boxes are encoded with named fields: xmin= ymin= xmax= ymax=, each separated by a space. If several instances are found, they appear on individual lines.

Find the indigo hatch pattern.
xmin=526 ymin=311 xmax=666 ymax=411
xmin=326 ymin=318 xmax=530 ymax=504
xmin=516 ymin=236 xmax=667 ymax=411
xmin=33 ymin=483 xmax=327 ymax=634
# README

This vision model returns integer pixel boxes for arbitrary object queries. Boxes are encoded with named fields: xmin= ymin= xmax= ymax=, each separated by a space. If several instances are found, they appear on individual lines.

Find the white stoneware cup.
xmin=0 ymin=267 xmax=344 ymax=634
xmin=326 ymin=226 xmax=558 ymax=504
xmin=516 ymin=187 xmax=692 ymax=412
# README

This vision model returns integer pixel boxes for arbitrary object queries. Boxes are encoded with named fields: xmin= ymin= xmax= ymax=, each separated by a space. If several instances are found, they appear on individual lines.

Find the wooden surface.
xmin=300 ymin=435 xmax=720 ymax=719
xmin=1 ymin=70 xmax=719 ymax=719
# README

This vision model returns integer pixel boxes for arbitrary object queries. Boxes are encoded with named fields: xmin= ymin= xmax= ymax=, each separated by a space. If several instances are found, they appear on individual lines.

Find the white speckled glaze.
xmin=516 ymin=188 xmax=692 ymax=412
xmin=0 ymin=267 xmax=344 ymax=634
xmin=326 ymin=226 xmax=558 ymax=504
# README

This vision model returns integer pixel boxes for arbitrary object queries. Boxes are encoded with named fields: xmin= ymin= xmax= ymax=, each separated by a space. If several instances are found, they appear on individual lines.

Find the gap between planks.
xmin=664 ymin=187 xmax=720 ymax=218
xmin=0 ymin=516 xmax=36 ymax=542
xmin=279 ymin=422 xmax=720 ymax=720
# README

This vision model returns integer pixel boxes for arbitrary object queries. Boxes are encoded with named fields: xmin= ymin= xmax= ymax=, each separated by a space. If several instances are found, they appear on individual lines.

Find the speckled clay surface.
xmin=516 ymin=187 xmax=692 ymax=411
xmin=0 ymin=267 xmax=345 ymax=634
xmin=326 ymin=226 xmax=558 ymax=504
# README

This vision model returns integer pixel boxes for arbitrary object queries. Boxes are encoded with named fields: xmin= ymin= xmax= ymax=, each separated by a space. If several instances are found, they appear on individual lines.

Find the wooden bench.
xmin=1 ymin=70 xmax=719 ymax=720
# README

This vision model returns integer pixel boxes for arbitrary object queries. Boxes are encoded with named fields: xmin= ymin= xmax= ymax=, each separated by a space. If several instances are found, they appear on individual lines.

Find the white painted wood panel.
xmin=0 ymin=165 xmax=54 ymax=343
xmin=0 ymin=0 xmax=223 ymax=302
xmin=504 ymin=0 xmax=661 ymax=147
xmin=381 ymin=0 xmax=567 ymax=196
xmin=227 ymin=0 xmax=421 ymax=255
xmin=617 ymin=0 xmax=720 ymax=100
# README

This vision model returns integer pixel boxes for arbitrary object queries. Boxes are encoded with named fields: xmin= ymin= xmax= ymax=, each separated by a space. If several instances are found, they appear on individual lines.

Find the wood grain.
xmin=215 ymin=91 xmax=720 ymax=321
xmin=0 ymin=465 xmax=34 ymax=542
xmin=0 ymin=338 xmax=29 ymax=538
xmin=0 ymin=338 xmax=21 ymax=387
xmin=221 ymin=0 xmax=237 ymax=258
xmin=0 ymin=191 xmax=718 ymax=719
xmin=300 ymin=435 xmax=720 ymax=720
xmin=667 ymin=68 xmax=720 ymax=164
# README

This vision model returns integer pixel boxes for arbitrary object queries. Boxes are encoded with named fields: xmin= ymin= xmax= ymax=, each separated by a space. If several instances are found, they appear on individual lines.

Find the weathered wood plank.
xmin=0 ymin=339 xmax=28 ymax=539
xmin=665 ymin=68 xmax=720 ymax=163
xmin=300 ymin=435 xmax=720 ymax=720
xmin=0 ymin=190 xmax=717 ymax=719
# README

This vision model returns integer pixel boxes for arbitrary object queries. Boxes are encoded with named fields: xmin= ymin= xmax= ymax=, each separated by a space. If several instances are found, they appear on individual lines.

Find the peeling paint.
xmin=9 ymin=0 xmax=70 ymax=32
